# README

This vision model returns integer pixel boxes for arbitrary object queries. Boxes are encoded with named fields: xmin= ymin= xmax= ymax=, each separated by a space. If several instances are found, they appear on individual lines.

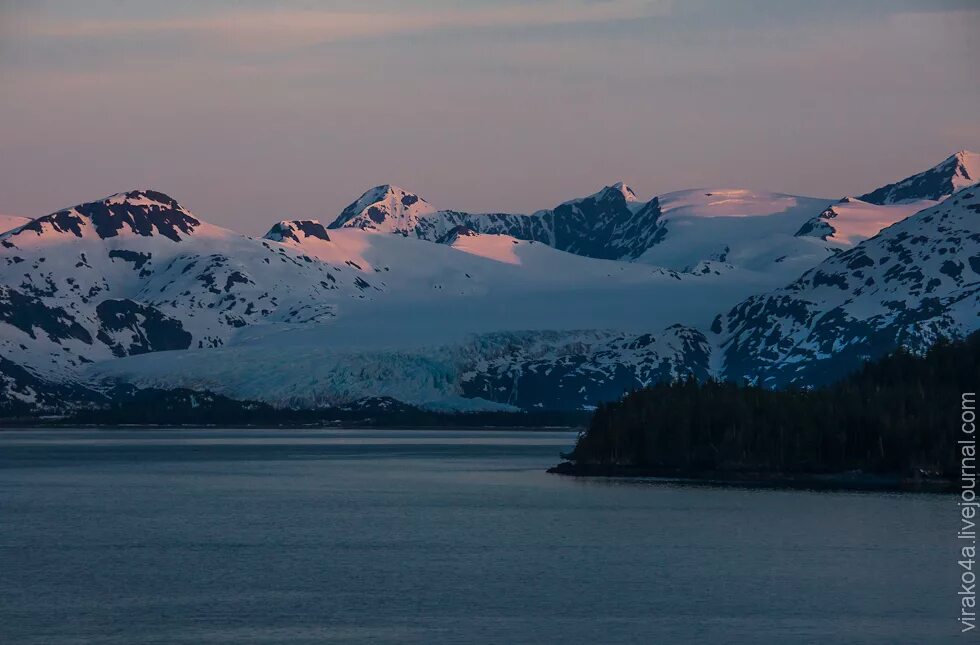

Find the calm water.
xmin=0 ymin=429 xmax=958 ymax=644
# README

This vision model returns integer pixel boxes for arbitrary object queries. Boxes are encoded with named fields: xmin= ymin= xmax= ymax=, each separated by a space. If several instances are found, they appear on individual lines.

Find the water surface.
xmin=0 ymin=429 xmax=957 ymax=643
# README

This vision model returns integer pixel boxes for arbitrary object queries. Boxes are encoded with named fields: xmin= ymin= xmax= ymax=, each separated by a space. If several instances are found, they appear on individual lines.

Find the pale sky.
xmin=1 ymin=0 xmax=978 ymax=233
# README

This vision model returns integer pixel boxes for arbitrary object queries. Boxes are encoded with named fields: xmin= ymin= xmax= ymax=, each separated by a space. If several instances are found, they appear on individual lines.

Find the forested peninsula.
xmin=550 ymin=332 xmax=979 ymax=492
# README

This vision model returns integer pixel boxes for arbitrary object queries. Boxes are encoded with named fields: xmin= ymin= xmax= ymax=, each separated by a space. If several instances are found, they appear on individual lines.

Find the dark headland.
xmin=548 ymin=332 xmax=979 ymax=493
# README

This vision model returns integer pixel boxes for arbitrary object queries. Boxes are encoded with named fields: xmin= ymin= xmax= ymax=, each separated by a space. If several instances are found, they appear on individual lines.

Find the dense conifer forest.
xmin=562 ymin=332 xmax=979 ymax=478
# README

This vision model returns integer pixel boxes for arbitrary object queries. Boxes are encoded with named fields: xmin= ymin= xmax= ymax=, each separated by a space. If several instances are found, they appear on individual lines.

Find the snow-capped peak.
xmin=612 ymin=181 xmax=638 ymax=201
xmin=858 ymin=150 xmax=980 ymax=205
xmin=354 ymin=184 xmax=426 ymax=209
xmin=588 ymin=181 xmax=638 ymax=204
xmin=1 ymin=189 xmax=203 ymax=244
xmin=328 ymin=184 xmax=436 ymax=232
xmin=264 ymin=219 xmax=331 ymax=244
xmin=104 ymin=189 xmax=181 ymax=208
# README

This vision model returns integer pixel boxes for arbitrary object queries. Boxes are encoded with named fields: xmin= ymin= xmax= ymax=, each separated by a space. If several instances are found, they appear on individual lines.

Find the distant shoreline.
xmin=546 ymin=462 xmax=956 ymax=493
xmin=0 ymin=422 xmax=583 ymax=432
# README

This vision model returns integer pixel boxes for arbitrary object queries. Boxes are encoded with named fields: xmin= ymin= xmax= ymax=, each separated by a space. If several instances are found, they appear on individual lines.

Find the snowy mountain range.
xmin=718 ymin=187 xmax=980 ymax=387
xmin=1 ymin=151 xmax=977 ymax=414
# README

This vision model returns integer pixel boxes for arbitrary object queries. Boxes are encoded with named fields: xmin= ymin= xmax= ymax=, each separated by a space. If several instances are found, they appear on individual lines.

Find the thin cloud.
xmin=7 ymin=1 xmax=673 ymax=49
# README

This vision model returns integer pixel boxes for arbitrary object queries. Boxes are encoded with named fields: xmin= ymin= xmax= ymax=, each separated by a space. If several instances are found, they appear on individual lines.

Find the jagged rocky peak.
xmin=858 ymin=150 xmax=979 ymax=205
xmin=265 ymin=219 xmax=331 ymax=244
xmin=4 ymin=189 xmax=201 ymax=243
xmin=328 ymin=184 xmax=436 ymax=230
xmin=590 ymin=181 xmax=638 ymax=204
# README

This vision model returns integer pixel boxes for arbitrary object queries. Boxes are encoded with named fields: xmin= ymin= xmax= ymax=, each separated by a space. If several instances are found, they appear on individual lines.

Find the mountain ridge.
xmin=2 ymin=151 xmax=977 ymax=413
xmin=717 ymin=185 xmax=980 ymax=387
xmin=858 ymin=150 xmax=979 ymax=205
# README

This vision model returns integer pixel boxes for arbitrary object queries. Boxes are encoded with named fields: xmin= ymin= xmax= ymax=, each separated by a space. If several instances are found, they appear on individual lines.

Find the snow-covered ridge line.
xmin=319 ymin=151 xmax=977 ymax=265
xmin=1 ymin=189 xmax=206 ymax=245
xmin=858 ymin=150 xmax=979 ymax=205
xmin=2 ymin=150 xmax=978 ymax=412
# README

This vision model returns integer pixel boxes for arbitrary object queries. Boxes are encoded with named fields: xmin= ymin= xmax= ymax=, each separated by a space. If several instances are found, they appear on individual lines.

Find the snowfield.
xmin=794 ymin=197 xmax=934 ymax=246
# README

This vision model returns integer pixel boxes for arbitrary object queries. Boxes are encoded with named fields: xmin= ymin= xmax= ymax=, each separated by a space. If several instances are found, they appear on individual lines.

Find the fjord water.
xmin=0 ymin=429 xmax=954 ymax=644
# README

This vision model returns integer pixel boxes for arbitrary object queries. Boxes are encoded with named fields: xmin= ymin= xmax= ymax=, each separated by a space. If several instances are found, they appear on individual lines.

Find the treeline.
xmin=566 ymin=331 xmax=980 ymax=477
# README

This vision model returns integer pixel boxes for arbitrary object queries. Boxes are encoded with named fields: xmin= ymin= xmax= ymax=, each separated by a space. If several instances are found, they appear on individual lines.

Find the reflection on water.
xmin=0 ymin=429 xmax=956 ymax=644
